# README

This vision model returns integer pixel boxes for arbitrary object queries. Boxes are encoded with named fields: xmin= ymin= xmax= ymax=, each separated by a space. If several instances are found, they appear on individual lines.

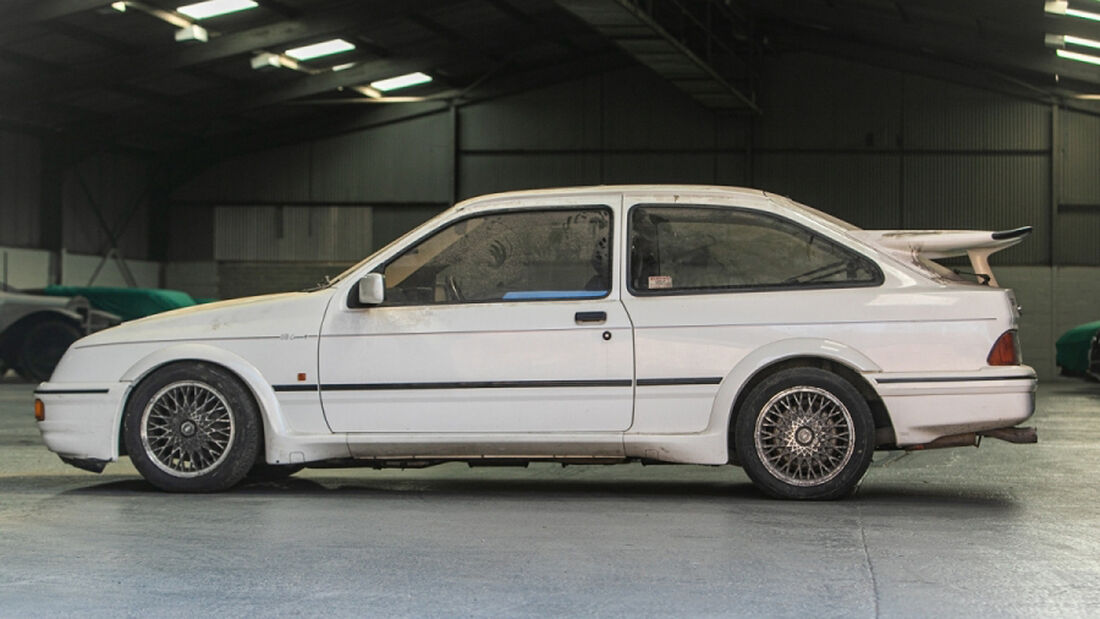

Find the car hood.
xmin=73 ymin=290 xmax=334 ymax=348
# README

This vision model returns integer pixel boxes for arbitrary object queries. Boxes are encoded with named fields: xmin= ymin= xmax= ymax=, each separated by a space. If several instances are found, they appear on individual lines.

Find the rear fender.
xmin=707 ymin=338 xmax=881 ymax=435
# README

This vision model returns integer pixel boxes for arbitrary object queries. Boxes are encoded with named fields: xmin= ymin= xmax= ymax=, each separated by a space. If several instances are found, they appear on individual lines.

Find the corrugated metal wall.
xmin=214 ymin=206 xmax=372 ymax=262
xmin=1059 ymin=111 xmax=1100 ymax=265
xmin=168 ymin=55 xmax=1099 ymax=289
xmin=0 ymin=130 xmax=41 ymax=248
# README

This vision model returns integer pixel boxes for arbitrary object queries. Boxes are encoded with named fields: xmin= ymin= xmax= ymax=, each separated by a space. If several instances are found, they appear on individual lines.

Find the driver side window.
xmin=629 ymin=205 xmax=880 ymax=293
xmin=382 ymin=208 xmax=612 ymax=306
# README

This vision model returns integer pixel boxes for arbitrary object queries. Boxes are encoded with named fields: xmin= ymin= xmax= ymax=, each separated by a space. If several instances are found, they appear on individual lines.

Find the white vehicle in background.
xmin=34 ymin=185 xmax=1037 ymax=499
xmin=0 ymin=284 xmax=119 ymax=381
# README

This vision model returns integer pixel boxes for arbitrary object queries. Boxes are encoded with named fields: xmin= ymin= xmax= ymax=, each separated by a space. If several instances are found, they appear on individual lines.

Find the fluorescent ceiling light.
xmin=1075 ymin=93 xmax=1100 ymax=99
xmin=369 ymin=71 xmax=433 ymax=92
xmin=177 ymin=0 xmax=257 ymax=20
xmin=285 ymin=38 xmax=355 ymax=61
xmin=111 ymin=1 xmax=127 ymax=12
xmin=1065 ymin=34 xmax=1100 ymax=49
xmin=1067 ymin=7 xmax=1100 ymax=21
xmin=331 ymin=62 xmax=356 ymax=72
xmin=1057 ymin=48 xmax=1100 ymax=65
xmin=1046 ymin=1 xmax=1100 ymax=20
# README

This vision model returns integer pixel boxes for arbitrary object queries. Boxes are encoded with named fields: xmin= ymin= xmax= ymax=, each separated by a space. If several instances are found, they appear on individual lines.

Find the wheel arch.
xmin=708 ymin=338 xmax=894 ymax=461
xmin=115 ymin=344 xmax=286 ymax=461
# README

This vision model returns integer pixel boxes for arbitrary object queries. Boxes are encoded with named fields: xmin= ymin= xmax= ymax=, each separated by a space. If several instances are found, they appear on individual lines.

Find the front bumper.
xmin=871 ymin=367 xmax=1038 ymax=446
xmin=35 ymin=381 xmax=128 ymax=463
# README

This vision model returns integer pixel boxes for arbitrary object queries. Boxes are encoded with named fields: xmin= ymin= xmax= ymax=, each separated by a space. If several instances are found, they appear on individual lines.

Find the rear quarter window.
xmin=629 ymin=205 xmax=882 ymax=294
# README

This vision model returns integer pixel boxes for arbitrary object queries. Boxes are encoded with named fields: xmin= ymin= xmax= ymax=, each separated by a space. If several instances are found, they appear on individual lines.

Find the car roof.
xmin=453 ymin=184 xmax=772 ymax=213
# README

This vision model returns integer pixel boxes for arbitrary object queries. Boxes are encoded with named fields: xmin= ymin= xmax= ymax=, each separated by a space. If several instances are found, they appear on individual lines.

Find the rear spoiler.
xmin=850 ymin=226 xmax=1032 ymax=287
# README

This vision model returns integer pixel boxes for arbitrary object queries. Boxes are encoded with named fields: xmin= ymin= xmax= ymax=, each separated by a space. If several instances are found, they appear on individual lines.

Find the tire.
xmin=246 ymin=462 xmax=305 ymax=482
xmin=123 ymin=362 xmax=260 ymax=492
xmin=734 ymin=367 xmax=875 ymax=500
xmin=18 ymin=319 xmax=82 ymax=382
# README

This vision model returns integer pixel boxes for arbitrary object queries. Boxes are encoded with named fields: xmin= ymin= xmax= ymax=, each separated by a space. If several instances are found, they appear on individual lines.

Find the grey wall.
xmin=0 ymin=130 xmax=42 ymax=249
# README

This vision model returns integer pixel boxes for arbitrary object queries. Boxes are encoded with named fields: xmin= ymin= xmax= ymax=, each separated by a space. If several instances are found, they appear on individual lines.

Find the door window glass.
xmin=629 ymin=206 xmax=880 ymax=293
xmin=382 ymin=208 xmax=612 ymax=305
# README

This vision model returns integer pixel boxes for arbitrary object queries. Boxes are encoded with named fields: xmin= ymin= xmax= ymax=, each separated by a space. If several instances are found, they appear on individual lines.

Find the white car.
xmin=35 ymin=185 xmax=1038 ymax=499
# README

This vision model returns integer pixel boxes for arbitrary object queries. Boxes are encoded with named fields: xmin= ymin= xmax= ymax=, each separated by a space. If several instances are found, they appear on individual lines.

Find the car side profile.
xmin=34 ymin=185 xmax=1038 ymax=499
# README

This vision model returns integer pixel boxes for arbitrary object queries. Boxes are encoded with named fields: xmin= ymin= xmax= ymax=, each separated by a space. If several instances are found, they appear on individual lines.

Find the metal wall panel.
xmin=902 ymin=155 xmax=1050 ymax=264
xmin=0 ymin=130 xmax=41 ymax=248
xmin=372 ymin=205 xmax=444 ymax=251
xmin=214 ymin=206 xmax=372 ymax=262
xmin=459 ymin=153 xmax=602 ymax=199
xmin=310 ymin=114 xmax=451 ymax=204
xmin=1062 ymin=110 xmax=1100 ymax=205
xmin=602 ymin=153 xmax=716 ymax=185
xmin=1055 ymin=210 xmax=1100 ymax=265
xmin=754 ymin=153 xmax=902 ymax=229
xmin=174 ymin=144 xmax=312 ymax=203
xmin=755 ymin=54 xmax=903 ymax=151
xmin=602 ymin=67 xmax=718 ymax=150
xmin=903 ymin=76 xmax=1050 ymax=151
xmin=461 ymin=74 xmax=603 ymax=151
xmin=61 ymin=152 xmax=150 ymax=259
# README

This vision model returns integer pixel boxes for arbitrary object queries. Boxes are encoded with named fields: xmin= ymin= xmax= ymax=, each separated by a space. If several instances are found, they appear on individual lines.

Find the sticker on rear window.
xmin=648 ymin=275 xmax=672 ymax=289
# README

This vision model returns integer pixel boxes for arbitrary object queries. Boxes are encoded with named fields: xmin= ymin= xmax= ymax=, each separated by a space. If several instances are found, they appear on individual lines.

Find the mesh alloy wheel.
xmin=140 ymin=380 xmax=236 ymax=478
xmin=753 ymin=386 xmax=855 ymax=487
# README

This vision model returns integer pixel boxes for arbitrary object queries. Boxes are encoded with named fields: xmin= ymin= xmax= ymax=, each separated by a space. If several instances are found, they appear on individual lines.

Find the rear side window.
xmin=629 ymin=206 xmax=881 ymax=294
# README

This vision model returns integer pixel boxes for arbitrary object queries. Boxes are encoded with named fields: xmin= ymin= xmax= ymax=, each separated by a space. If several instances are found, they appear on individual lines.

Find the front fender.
xmin=706 ymin=338 xmax=881 ymax=435
xmin=117 ymin=343 xmax=288 ymax=458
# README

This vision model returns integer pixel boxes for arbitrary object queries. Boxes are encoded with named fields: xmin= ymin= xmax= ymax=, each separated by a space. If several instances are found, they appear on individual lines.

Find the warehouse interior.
xmin=2 ymin=0 xmax=1099 ymax=378
xmin=2 ymin=0 xmax=1100 ymax=614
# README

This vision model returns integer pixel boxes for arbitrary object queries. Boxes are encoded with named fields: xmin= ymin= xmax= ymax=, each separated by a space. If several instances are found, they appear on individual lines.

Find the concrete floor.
xmin=1 ymin=374 xmax=1099 ymax=617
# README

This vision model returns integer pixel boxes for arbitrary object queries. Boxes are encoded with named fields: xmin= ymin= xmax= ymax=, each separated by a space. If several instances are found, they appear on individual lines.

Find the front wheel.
xmin=123 ymin=363 xmax=260 ymax=492
xmin=734 ymin=367 xmax=875 ymax=500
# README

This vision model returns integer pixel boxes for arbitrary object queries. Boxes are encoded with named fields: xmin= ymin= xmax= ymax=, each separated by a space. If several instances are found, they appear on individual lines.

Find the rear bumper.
xmin=35 ymin=382 xmax=127 ymax=462
xmin=871 ymin=367 xmax=1037 ymax=446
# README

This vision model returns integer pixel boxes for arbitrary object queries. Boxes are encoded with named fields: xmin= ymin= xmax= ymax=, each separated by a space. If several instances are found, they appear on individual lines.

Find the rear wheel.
xmin=734 ymin=367 xmax=874 ymax=500
xmin=123 ymin=363 xmax=260 ymax=492
xmin=18 ymin=319 xmax=82 ymax=382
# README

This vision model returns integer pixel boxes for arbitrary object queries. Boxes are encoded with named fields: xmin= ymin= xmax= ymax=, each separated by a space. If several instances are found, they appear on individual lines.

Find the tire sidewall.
xmin=123 ymin=362 xmax=260 ymax=492
xmin=735 ymin=367 xmax=875 ymax=500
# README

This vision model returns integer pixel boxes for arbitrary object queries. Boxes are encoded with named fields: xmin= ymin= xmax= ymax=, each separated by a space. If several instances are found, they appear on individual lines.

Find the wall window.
xmin=629 ymin=206 xmax=880 ymax=293
xmin=382 ymin=208 xmax=611 ymax=305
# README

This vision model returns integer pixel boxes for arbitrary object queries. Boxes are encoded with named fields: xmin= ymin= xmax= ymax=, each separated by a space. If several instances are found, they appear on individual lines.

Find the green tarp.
xmin=42 ymin=286 xmax=202 ymax=322
xmin=1056 ymin=320 xmax=1100 ymax=374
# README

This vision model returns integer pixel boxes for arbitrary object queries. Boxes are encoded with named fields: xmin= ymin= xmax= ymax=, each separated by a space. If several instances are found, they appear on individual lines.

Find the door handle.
xmin=575 ymin=311 xmax=607 ymax=324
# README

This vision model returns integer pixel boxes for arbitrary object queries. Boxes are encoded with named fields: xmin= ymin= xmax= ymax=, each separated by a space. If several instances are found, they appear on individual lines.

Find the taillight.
xmin=987 ymin=330 xmax=1021 ymax=366
xmin=34 ymin=399 xmax=45 ymax=422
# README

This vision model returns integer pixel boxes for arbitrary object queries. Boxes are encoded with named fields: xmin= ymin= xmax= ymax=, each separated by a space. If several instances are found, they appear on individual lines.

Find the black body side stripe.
xmin=274 ymin=377 xmax=727 ymax=392
xmin=275 ymin=379 xmax=632 ymax=392
xmin=637 ymin=377 xmax=723 ymax=386
xmin=875 ymin=375 xmax=1035 ymax=384
xmin=272 ymin=385 xmax=320 ymax=392
xmin=34 ymin=389 xmax=110 ymax=395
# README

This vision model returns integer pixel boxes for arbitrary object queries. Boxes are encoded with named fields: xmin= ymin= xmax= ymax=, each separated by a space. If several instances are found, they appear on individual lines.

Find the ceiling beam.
xmin=0 ymin=0 xmax=112 ymax=40
xmin=1 ymin=0 xmax=464 ymax=107
xmin=746 ymin=0 xmax=1100 ymax=91
xmin=64 ymin=52 xmax=468 ymax=144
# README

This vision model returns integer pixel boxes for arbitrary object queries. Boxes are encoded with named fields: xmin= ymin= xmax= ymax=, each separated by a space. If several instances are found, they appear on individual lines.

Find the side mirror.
xmin=356 ymin=273 xmax=385 ymax=306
